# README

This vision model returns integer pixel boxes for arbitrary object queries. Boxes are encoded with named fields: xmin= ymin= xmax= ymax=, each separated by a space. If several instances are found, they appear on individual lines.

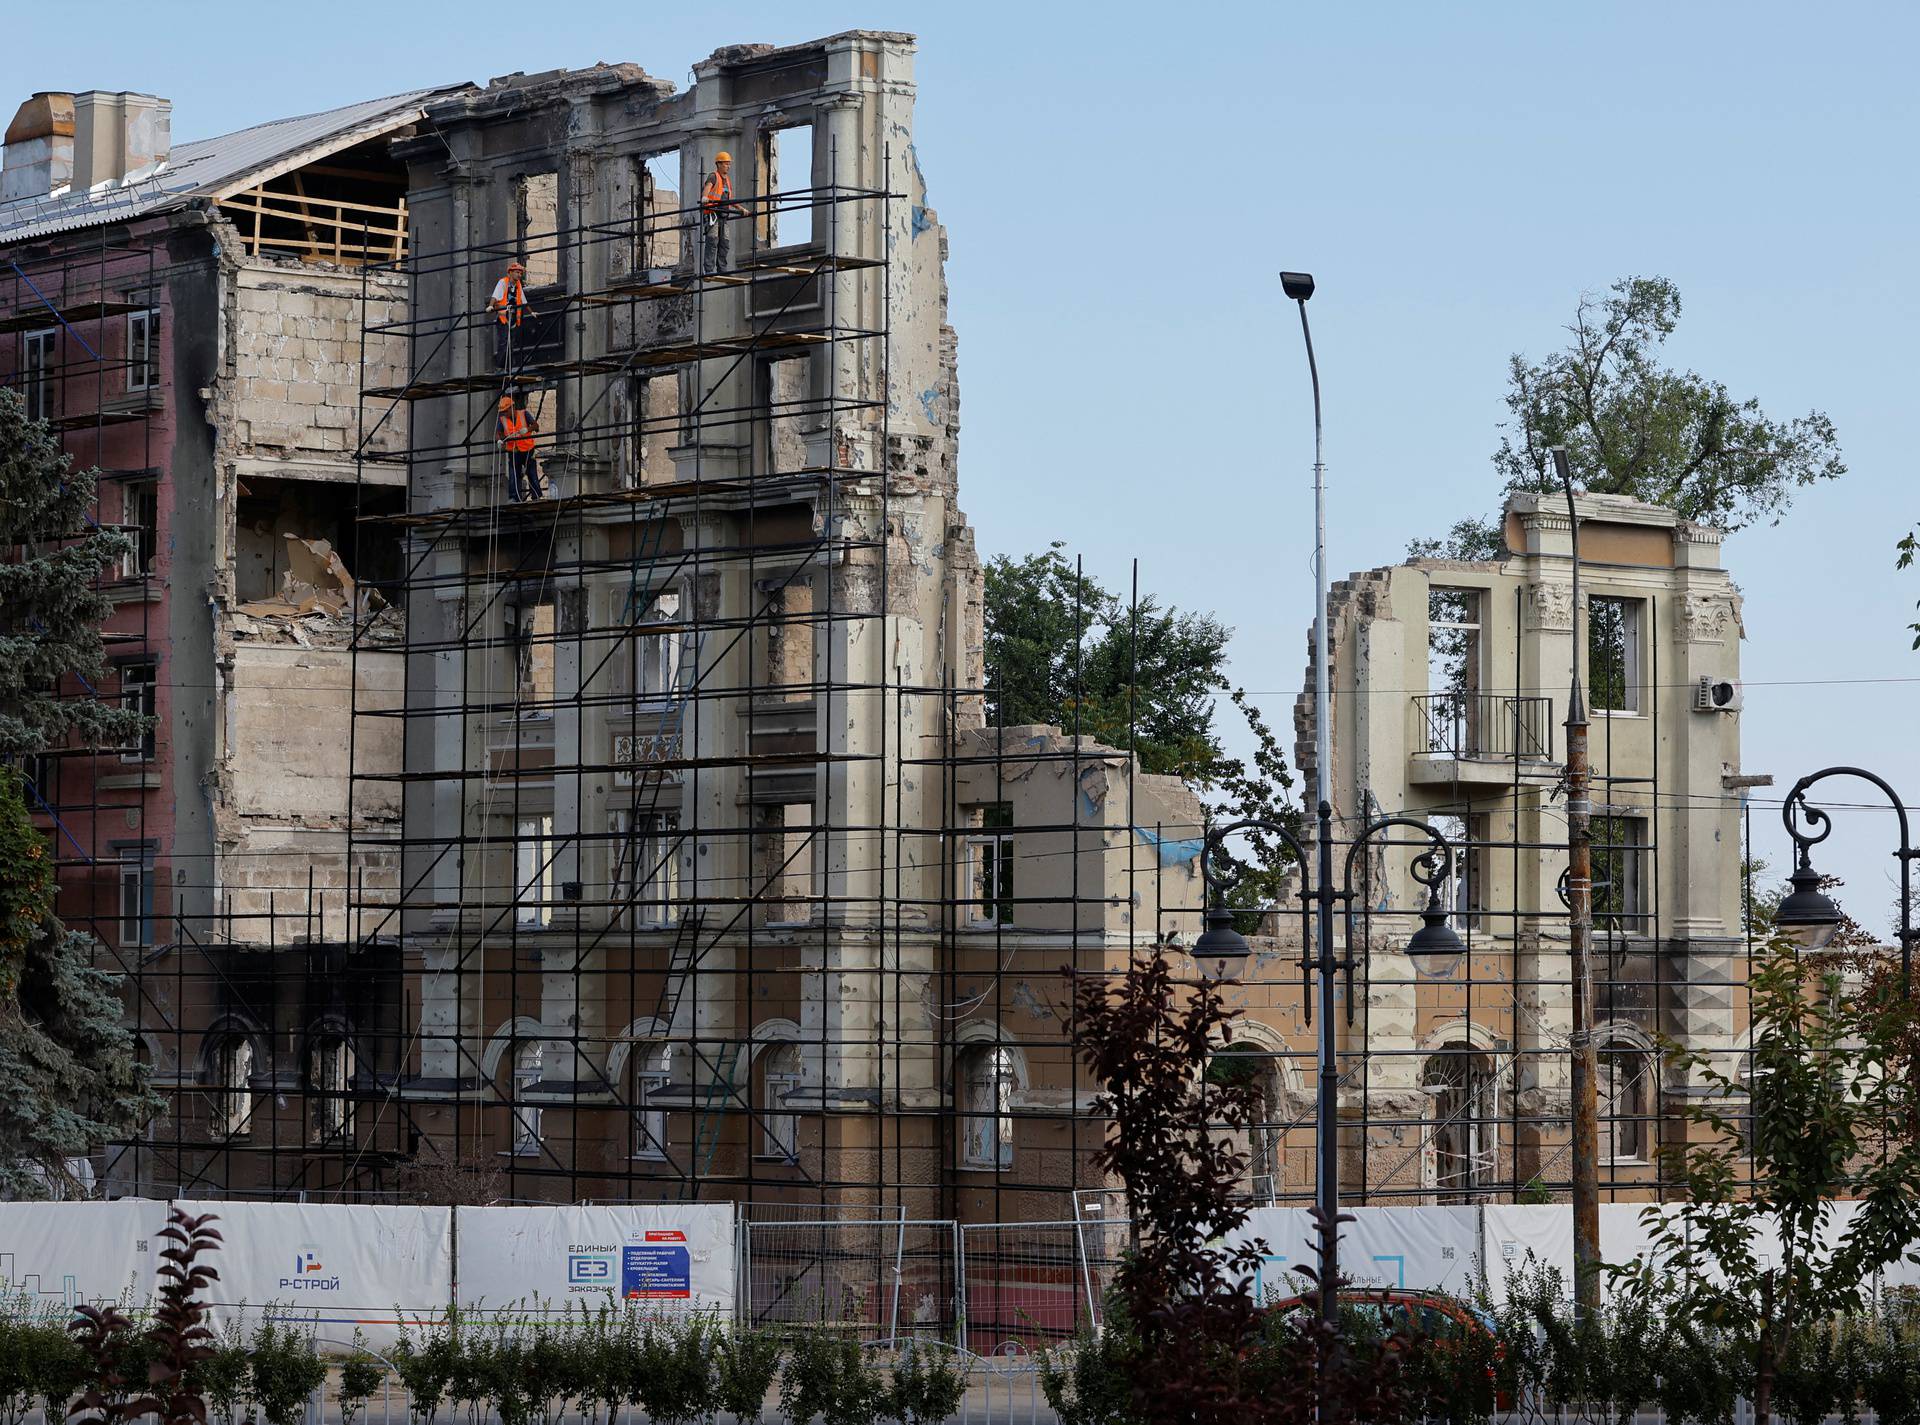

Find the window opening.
xmin=215 ymin=1037 xmax=255 ymax=1138
xmin=22 ymin=329 xmax=55 ymax=423
xmin=516 ymin=815 xmax=554 ymax=929
xmin=760 ymin=1044 xmax=802 ymax=1162
xmin=309 ymin=1036 xmax=355 ymax=1141
xmin=760 ymin=124 xmax=813 ymax=248
xmin=632 ymin=1044 xmax=672 ymax=1160
xmin=119 ymin=481 xmax=157 ymax=579
xmin=964 ymin=803 xmax=1014 ymax=927
xmin=118 ymin=663 xmax=156 ymax=763
xmin=510 ymin=1040 xmax=544 ymax=1155
xmin=960 ymin=1045 xmax=1016 ymax=1169
xmin=1588 ymin=596 xmax=1644 ymax=713
xmin=516 ymin=172 xmax=561 ymax=287
xmin=127 ymin=308 xmax=158 ymax=392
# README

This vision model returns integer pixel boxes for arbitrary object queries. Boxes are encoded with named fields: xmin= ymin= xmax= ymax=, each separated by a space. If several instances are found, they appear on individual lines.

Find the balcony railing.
xmin=1413 ymin=692 xmax=1554 ymax=761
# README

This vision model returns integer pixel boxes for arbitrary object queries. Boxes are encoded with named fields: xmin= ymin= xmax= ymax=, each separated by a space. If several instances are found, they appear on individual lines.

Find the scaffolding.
xmin=0 ymin=231 xmax=162 ymax=1195
xmin=0 ymin=47 xmax=1775 ymax=1261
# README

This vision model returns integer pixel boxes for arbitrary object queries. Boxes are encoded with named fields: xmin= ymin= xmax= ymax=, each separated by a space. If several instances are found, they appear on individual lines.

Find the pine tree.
xmin=0 ymin=388 xmax=159 ymax=1196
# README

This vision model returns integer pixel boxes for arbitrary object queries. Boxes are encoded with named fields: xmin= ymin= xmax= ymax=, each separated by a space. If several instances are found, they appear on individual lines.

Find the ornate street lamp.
xmin=1779 ymin=767 xmax=1916 ymax=984
xmin=1197 ymin=808 xmax=1462 ymax=1331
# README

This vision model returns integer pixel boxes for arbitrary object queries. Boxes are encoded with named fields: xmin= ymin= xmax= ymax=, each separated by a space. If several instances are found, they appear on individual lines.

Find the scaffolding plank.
xmin=0 ymin=298 xmax=145 ymax=335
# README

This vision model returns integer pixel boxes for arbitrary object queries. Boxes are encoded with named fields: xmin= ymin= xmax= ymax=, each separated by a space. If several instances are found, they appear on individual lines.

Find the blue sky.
xmin=10 ymin=1 xmax=1916 ymax=928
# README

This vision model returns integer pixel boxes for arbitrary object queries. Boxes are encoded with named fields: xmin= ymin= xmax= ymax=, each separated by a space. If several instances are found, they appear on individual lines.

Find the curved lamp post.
xmin=1777 ymin=767 xmax=1916 ymax=990
xmin=1195 ymin=803 xmax=1465 ymax=1332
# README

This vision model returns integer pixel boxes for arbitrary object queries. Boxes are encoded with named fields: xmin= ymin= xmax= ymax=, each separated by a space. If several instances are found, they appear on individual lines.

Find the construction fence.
xmin=9 ymin=1197 xmax=1920 ymax=1360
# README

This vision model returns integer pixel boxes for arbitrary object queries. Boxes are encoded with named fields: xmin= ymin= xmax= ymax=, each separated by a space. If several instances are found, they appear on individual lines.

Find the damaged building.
xmin=0 ymin=82 xmax=467 ymax=1193
xmin=1273 ymin=490 xmax=1755 ymax=1202
xmin=3 ymin=34 xmax=1759 ymax=1328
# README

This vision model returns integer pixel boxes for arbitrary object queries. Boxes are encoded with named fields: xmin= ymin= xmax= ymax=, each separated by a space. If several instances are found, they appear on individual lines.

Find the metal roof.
xmin=0 ymin=86 xmax=465 ymax=246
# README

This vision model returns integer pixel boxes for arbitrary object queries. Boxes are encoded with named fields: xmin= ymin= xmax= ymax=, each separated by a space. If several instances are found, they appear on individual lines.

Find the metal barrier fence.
xmin=741 ymin=1216 xmax=963 ymax=1341
xmin=738 ymin=1216 xmax=1132 ymax=1357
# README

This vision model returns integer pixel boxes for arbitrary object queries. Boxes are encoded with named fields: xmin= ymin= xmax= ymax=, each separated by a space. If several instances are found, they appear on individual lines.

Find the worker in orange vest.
xmin=488 ymin=257 xmax=533 ymax=369
xmin=497 ymin=394 xmax=543 ymax=501
xmin=700 ymin=150 xmax=746 ymax=273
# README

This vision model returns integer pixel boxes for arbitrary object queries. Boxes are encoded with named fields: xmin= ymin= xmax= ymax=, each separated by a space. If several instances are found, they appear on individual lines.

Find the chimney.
xmin=70 ymin=91 xmax=170 ymax=190
xmin=2 ymin=91 xmax=76 ymax=203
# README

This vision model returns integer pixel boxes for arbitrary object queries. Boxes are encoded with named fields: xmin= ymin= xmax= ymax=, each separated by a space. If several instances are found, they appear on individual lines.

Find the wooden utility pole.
xmin=1552 ymin=446 xmax=1602 ymax=1316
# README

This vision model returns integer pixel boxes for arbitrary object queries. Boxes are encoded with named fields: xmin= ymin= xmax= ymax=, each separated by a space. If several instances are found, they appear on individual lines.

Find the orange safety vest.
xmin=701 ymin=170 xmax=733 ymax=213
xmin=498 ymin=408 xmax=535 ymax=453
xmin=496 ymin=272 xmax=527 ymax=326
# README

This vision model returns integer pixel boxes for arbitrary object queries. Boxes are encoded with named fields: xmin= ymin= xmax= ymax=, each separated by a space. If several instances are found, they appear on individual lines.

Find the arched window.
xmin=1598 ymin=1040 xmax=1654 ymax=1163
xmin=308 ymin=1034 xmax=356 ymax=1142
xmin=959 ymin=1045 xmax=1016 ymax=1170
xmin=1210 ymin=1041 xmax=1287 ymax=1202
xmin=631 ymin=1044 xmax=672 ymax=1161
xmin=509 ymin=1040 xmax=545 ymax=1156
xmin=759 ymin=1044 xmax=802 ymax=1163
xmin=212 ymin=1037 xmax=255 ymax=1139
xmin=1423 ymin=1044 xmax=1497 ymax=1200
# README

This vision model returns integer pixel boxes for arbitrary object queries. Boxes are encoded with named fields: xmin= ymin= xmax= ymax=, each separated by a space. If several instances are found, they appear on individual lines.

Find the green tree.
xmin=1617 ymin=941 xmax=1920 ymax=1425
xmin=982 ymin=545 xmax=1299 ymax=903
xmin=0 ymin=387 xmax=158 ymax=1196
xmin=1414 ymin=277 xmax=1844 ymax=558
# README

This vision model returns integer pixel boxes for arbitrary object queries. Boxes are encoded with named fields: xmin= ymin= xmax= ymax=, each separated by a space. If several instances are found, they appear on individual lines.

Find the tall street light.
xmin=1195 ymin=813 xmax=1466 ymax=1332
xmin=1279 ymin=268 xmax=1348 ymax=1327
xmin=1550 ymin=446 xmax=1603 ymax=1317
xmin=1775 ymin=767 xmax=1916 ymax=987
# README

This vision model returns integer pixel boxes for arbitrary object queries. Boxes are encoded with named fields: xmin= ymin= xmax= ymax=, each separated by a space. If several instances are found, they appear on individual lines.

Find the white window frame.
xmin=510 ymin=1040 xmax=544 ymax=1156
xmin=22 ymin=329 xmax=55 ymax=423
xmin=961 ymin=1046 xmax=1016 ymax=1170
xmin=215 ymin=1037 xmax=255 ymax=1139
xmin=309 ymin=1036 xmax=356 ymax=1142
xmin=632 ymin=591 xmax=685 ymax=701
xmin=118 ymin=844 xmax=155 ymax=948
xmin=119 ymin=479 xmax=156 ymax=580
xmin=1426 ymin=1049 xmax=1498 ymax=1198
xmin=1588 ymin=595 xmax=1645 ymax=715
xmin=119 ymin=662 xmax=156 ymax=762
xmin=613 ymin=809 xmax=680 ymax=926
xmin=631 ymin=1045 xmax=672 ymax=1161
xmin=515 ymin=815 xmax=554 ymax=929
xmin=127 ymin=308 xmax=158 ymax=392
xmin=760 ymin=1045 xmax=801 ymax=1162
xmin=1598 ymin=1041 xmax=1653 ymax=1164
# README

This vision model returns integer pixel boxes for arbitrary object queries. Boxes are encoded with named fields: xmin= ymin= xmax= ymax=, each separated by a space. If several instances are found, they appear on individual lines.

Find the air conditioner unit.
xmin=1693 ymin=676 xmax=1742 ymax=712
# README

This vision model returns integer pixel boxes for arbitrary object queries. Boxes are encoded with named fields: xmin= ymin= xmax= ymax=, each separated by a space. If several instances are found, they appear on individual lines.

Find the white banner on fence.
xmin=454 ymin=1203 xmax=734 ymax=1321
xmin=1480 ymin=1203 xmax=1574 ymax=1303
xmin=1225 ymin=1206 xmax=1477 ymax=1299
xmin=175 ymin=1199 xmax=452 ymax=1352
xmin=0 ymin=1199 xmax=163 ymax=1312
xmin=1343 ymin=1205 xmax=1481 ymax=1294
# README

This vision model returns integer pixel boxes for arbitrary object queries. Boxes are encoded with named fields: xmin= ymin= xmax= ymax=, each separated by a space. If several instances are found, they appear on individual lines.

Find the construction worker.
xmin=488 ymin=257 xmax=533 ymax=369
xmin=700 ymin=151 xmax=747 ymax=273
xmin=497 ymin=394 xmax=543 ymax=501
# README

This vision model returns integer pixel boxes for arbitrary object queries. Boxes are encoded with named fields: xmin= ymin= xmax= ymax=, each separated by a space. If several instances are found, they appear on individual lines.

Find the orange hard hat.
xmin=498 ymin=395 xmax=514 ymax=410
xmin=715 ymin=150 xmax=732 ymax=164
xmin=507 ymin=258 xmax=525 ymax=271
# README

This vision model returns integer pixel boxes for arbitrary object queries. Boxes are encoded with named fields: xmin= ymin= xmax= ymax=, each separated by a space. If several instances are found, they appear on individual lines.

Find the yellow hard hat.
xmin=715 ymin=150 xmax=732 ymax=164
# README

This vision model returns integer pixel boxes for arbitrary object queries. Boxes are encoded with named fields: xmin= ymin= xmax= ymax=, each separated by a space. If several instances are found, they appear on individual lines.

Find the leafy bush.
xmin=195 ymin=1318 xmax=252 ymax=1425
xmin=391 ymin=1314 xmax=459 ymax=1425
xmin=714 ymin=1325 xmax=783 ymax=1422
xmin=0 ymin=1299 xmax=86 ymax=1425
xmin=884 ymin=1342 xmax=966 ymax=1425
xmin=780 ymin=1329 xmax=884 ymax=1425
xmin=337 ymin=1330 xmax=388 ymax=1425
xmin=246 ymin=1322 xmax=327 ymax=1425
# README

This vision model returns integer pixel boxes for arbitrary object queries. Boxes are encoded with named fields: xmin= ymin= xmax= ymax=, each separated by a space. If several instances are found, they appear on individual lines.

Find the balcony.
xmin=1409 ymin=693 xmax=1557 ymax=789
